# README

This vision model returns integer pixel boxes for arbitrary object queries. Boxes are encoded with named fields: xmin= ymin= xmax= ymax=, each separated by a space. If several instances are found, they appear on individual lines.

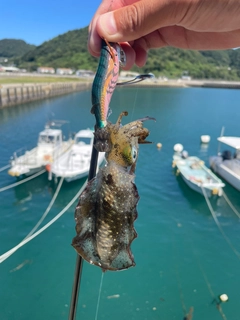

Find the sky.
xmin=1 ymin=0 xmax=102 ymax=45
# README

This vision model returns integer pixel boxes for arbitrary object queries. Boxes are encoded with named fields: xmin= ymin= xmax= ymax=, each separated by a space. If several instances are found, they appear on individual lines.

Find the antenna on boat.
xmin=217 ymin=126 xmax=225 ymax=155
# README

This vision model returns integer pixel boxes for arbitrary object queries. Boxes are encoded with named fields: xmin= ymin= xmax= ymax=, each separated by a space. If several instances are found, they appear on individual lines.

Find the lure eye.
xmin=131 ymin=147 xmax=138 ymax=161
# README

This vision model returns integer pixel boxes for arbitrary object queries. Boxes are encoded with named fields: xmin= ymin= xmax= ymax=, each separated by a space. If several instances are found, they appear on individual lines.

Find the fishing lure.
xmin=72 ymin=111 xmax=154 ymax=271
xmin=90 ymin=39 xmax=154 ymax=129
xmin=91 ymin=39 xmax=126 ymax=128
xmin=72 ymin=39 xmax=154 ymax=271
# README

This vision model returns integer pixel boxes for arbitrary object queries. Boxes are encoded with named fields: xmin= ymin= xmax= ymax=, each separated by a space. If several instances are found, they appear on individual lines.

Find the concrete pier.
xmin=0 ymin=82 xmax=91 ymax=108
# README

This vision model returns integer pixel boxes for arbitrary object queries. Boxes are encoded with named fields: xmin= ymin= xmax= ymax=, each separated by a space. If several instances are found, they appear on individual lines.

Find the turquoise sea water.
xmin=0 ymin=87 xmax=240 ymax=320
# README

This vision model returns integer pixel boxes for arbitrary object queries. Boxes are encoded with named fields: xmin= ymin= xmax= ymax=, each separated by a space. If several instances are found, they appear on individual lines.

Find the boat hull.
xmin=210 ymin=156 xmax=240 ymax=191
xmin=49 ymin=131 xmax=105 ymax=182
xmin=173 ymin=155 xmax=224 ymax=197
xmin=180 ymin=173 xmax=213 ymax=197
xmin=51 ymin=157 xmax=104 ymax=182
xmin=8 ymin=165 xmax=44 ymax=177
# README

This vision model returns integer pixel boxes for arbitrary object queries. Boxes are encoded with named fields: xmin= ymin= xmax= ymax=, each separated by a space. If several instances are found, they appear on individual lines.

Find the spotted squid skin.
xmin=72 ymin=162 xmax=139 ymax=271
xmin=72 ymin=112 xmax=154 ymax=272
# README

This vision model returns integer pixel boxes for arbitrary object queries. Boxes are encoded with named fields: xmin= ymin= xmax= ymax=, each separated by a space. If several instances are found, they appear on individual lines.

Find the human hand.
xmin=88 ymin=0 xmax=240 ymax=69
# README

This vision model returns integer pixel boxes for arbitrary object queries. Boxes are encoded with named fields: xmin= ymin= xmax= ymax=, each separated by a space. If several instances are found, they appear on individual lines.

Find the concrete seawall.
xmin=1 ymin=78 xmax=239 ymax=109
xmin=0 ymin=82 xmax=91 ymax=108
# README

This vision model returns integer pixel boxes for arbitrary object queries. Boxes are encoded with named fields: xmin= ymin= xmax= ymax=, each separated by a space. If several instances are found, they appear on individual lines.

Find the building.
xmin=0 ymin=66 xmax=20 ymax=72
xmin=37 ymin=67 xmax=55 ymax=74
xmin=56 ymin=68 xmax=73 ymax=75
xmin=76 ymin=69 xmax=95 ymax=77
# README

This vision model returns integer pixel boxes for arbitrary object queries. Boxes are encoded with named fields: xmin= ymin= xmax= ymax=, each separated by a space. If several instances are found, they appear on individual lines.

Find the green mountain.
xmin=16 ymin=27 xmax=98 ymax=71
xmin=137 ymin=47 xmax=240 ymax=80
xmin=0 ymin=39 xmax=35 ymax=58
xmin=13 ymin=27 xmax=240 ymax=80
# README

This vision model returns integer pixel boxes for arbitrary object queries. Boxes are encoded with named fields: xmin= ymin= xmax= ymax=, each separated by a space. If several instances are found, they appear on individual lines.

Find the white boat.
xmin=48 ymin=129 xmax=105 ymax=182
xmin=173 ymin=153 xmax=225 ymax=197
xmin=209 ymin=136 xmax=240 ymax=191
xmin=8 ymin=124 xmax=73 ymax=177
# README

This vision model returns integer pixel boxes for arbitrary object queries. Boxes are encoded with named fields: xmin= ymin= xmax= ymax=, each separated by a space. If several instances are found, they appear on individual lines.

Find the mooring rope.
xmin=222 ymin=190 xmax=240 ymax=219
xmin=24 ymin=177 xmax=64 ymax=239
xmin=0 ymin=169 xmax=46 ymax=193
xmin=189 ymin=235 xmax=227 ymax=320
xmin=201 ymin=186 xmax=240 ymax=260
xmin=0 ymin=179 xmax=87 ymax=263
xmin=0 ymin=164 xmax=10 ymax=173
xmin=171 ymin=231 xmax=188 ymax=317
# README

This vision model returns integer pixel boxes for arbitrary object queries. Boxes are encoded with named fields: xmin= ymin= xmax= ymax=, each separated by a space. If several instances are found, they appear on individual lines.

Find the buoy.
xmin=219 ymin=294 xmax=229 ymax=303
xmin=157 ymin=143 xmax=162 ymax=149
xmin=173 ymin=143 xmax=183 ymax=153
xmin=201 ymin=135 xmax=211 ymax=144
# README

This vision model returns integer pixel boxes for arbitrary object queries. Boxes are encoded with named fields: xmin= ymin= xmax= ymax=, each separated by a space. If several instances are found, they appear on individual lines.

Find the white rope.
xmin=190 ymin=235 xmax=227 ymax=320
xmin=0 ymin=179 xmax=87 ymax=263
xmin=222 ymin=190 xmax=240 ymax=219
xmin=201 ymin=185 xmax=240 ymax=260
xmin=0 ymin=164 xmax=10 ymax=172
xmin=0 ymin=169 xmax=46 ymax=193
xmin=24 ymin=177 xmax=64 ymax=239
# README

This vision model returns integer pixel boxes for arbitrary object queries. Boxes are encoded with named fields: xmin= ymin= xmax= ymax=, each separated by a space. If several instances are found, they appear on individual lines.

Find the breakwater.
xmin=130 ymin=79 xmax=240 ymax=89
xmin=0 ymin=82 xmax=91 ymax=108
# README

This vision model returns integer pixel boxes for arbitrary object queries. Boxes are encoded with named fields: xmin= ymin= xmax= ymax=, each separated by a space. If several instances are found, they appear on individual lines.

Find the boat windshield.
xmin=75 ymin=137 xmax=91 ymax=145
xmin=39 ymin=134 xmax=58 ymax=144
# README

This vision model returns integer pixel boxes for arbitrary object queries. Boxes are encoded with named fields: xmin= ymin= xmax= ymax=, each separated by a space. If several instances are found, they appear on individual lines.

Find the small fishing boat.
xmin=210 ymin=136 xmax=240 ymax=191
xmin=8 ymin=123 xmax=72 ymax=177
xmin=173 ymin=147 xmax=225 ymax=197
xmin=47 ymin=129 xmax=105 ymax=182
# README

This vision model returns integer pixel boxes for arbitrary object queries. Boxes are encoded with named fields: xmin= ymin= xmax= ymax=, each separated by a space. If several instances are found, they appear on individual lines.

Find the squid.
xmin=72 ymin=111 xmax=154 ymax=271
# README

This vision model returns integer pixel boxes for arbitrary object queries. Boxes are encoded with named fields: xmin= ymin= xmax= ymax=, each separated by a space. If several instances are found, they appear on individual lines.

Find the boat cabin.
xmin=74 ymin=130 xmax=93 ymax=146
xmin=218 ymin=136 xmax=240 ymax=159
xmin=38 ymin=128 xmax=63 ymax=146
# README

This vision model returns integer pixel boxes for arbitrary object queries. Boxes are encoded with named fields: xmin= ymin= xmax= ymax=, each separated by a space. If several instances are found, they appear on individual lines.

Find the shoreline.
xmin=1 ymin=77 xmax=240 ymax=108
xmin=128 ymin=78 xmax=240 ymax=89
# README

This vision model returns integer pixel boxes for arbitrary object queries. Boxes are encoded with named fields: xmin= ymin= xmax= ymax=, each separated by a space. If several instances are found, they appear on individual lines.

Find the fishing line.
xmin=0 ymin=169 xmax=46 ymax=193
xmin=0 ymin=179 xmax=87 ymax=263
xmin=222 ymin=190 xmax=240 ymax=219
xmin=0 ymin=164 xmax=10 ymax=172
xmin=94 ymin=272 xmax=104 ymax=320
xmin=130 ymin=86 xmax=139 ymax=122
xmin=201 ymin=186 xmax=240 ymax=260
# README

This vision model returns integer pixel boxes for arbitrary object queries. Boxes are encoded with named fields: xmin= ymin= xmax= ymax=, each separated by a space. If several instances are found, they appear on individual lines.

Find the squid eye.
xmin=131 ymin=147 xmax=138 ymax=161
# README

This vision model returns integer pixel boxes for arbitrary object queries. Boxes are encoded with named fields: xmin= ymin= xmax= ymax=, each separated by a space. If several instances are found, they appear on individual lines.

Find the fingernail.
xmin=98 ymin=12 xmax=117 ymax=35
xmin=88 ymin=29 xmax=102 ymax=56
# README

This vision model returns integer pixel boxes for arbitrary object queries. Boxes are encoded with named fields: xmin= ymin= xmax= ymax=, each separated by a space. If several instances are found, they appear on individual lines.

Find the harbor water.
xmin=0 ymin=87 xmax=240 ymax=320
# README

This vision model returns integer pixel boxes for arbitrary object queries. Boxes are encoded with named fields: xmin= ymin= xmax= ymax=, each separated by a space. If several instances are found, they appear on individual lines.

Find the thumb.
xmin=95 ymin=0 xmax=185 ymax=42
